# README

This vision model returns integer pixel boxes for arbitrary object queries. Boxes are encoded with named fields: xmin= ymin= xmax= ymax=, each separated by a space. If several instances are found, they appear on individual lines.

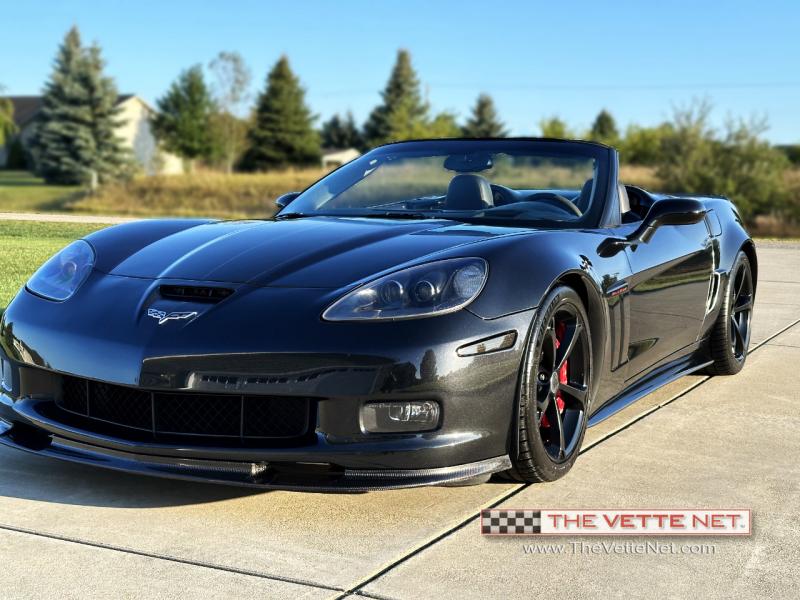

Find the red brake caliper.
xmin=541 ymin=321 xmax=567 ymax=428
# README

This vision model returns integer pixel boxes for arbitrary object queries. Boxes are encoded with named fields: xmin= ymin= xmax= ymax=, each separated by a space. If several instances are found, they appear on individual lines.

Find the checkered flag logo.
xmin=481 ymin=509 xmax=541 ymax=535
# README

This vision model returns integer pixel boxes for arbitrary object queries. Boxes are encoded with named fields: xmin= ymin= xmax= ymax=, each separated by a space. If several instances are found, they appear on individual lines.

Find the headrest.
xmin=446 ymin=174 xmax=493 ymax=210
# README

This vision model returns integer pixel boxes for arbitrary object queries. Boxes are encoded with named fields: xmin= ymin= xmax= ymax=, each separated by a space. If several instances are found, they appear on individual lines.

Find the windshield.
xmin=283 ymin=140 xmax=610 ymax=227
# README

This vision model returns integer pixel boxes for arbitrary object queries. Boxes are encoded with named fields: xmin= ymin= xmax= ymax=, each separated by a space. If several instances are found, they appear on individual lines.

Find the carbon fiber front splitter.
xmin=0 ymin=418 xmax=511 ymax=492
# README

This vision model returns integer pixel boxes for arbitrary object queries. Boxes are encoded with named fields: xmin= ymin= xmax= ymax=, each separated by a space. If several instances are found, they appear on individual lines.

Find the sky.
xmin=1 ymin=0 xmax=798 ymax=143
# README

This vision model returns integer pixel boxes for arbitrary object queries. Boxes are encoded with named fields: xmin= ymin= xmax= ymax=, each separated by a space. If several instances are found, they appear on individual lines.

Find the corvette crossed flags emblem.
xmin=146 ymin=308 xmax=199 ymax=325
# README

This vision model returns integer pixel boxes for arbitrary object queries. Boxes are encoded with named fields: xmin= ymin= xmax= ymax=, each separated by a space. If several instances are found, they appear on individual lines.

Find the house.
xmin=0 ymin=94 xmax=183 ymax=175
xmin=321 ymin=147 xmax=361 ymax=170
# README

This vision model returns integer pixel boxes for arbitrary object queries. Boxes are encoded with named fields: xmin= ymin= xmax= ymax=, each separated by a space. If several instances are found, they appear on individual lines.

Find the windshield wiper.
xmin=354 ymin=211 xmax=436 ymax=220
xmin=274 ymin=212 xmax=313 ymax=220
xmin=276 ymin=211 xmax=440 ymax=221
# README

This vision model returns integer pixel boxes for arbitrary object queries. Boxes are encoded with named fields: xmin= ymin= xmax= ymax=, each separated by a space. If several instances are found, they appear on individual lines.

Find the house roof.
xmin=1 ymin=94 xmax=135 ymax=128
xmin=321 ymin=147 xmax=361 ymax=157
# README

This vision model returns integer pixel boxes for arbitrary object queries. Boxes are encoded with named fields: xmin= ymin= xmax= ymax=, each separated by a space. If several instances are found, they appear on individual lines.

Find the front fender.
xmin=467 ymin=229 xmax=626 ymax=319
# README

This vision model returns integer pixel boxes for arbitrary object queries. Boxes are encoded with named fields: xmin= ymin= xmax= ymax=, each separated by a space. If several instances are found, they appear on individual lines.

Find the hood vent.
xmin=160 ymin=285 xmax=234 ymax=303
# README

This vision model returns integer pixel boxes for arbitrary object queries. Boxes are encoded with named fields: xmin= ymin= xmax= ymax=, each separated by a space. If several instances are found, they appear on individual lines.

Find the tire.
xmin=506 ymin=285 xmax=592 ymax=483
xmin=707 ymin=251 xmax=754 ymax=375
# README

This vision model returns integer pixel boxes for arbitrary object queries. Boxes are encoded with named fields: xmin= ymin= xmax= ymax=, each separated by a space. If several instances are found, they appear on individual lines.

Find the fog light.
xmin=361 ymin=401 xmax=440 ymax=433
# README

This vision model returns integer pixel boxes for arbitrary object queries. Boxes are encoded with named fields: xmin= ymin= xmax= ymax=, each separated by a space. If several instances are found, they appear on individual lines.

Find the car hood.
xmin=103 ymin=217 xmax=525 ymax=288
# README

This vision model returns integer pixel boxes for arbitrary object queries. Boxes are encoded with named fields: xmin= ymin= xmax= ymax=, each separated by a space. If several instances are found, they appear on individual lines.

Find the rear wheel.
xmin=707 ymin=252 xmax=754 ymax=375
xmin=506 ymin=286 xmax=592 ymax=483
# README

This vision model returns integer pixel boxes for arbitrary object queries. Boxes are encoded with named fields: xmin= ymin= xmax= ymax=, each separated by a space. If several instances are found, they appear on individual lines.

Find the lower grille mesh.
xmin=57 ymin=376 xmax=312 ymax=441
xmin=60 ymin=376 xmax=89 ymax=415
xmin=156 ymin=393 xmax=241 ymax=436
xmin=90 ymin=381 xmax=152 ymax=430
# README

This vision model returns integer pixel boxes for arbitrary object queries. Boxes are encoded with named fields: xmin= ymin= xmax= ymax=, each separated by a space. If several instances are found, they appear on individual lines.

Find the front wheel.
xmin=506 ymin=286 xmax=592 ymax=483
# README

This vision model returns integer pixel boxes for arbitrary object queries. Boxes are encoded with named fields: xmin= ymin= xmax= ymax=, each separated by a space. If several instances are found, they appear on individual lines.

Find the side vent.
xmin=160 ymin=285 xmax=234 ymax=303
xmin=705 ymin=272 xmax=721 ymax=316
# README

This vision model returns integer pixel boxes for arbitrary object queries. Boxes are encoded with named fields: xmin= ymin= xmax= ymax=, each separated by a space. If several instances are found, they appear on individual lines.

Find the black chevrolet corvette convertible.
xmin=0 ymin=139 xmax=756 ymax=490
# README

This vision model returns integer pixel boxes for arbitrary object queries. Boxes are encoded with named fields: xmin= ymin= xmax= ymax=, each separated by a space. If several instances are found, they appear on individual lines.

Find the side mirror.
xmin=631 ymin=198 xmax=706 ymax=243
xmin=275 ymin=192 xmax=301 ymax=210
xmin=598 ymin=198 xmax=706 ymax=257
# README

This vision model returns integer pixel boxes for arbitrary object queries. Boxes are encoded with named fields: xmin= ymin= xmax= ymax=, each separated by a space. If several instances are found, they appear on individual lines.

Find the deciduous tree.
xmin=657 ymin=101 xmax=788 ymax=222
xmin=0 ymin=87 xmax=15 ymax=148
xmin=539 ymin=116 xmax=572 ymax=139
xmin=589 ymin=109 xmax=620 ymax=146
xmin=208 ymin=51 xmax=251 ymax=173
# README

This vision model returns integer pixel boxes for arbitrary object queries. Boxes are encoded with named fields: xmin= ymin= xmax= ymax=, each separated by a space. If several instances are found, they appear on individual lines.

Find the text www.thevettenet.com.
xmin=523 ymin=541 xmax=717 ymax=556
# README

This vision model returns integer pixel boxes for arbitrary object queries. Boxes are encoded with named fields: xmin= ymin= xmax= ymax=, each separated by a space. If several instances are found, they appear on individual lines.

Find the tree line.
xmin=152 ymin=48 xmax=508 ymax=173
xmin=2 ymin=26 xmax=797 ymax=224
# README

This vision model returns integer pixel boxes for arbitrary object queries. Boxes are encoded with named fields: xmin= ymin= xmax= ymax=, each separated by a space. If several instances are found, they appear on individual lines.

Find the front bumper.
xmin=0 ymin=285 xmax=532 ymax=489
xmin=0 ymin=412 xmax=510 ymax=491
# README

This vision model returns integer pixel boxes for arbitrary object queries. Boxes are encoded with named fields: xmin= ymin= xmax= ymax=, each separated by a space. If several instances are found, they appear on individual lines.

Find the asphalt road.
xmin=0 ymin=242 xmax=797 ymax=600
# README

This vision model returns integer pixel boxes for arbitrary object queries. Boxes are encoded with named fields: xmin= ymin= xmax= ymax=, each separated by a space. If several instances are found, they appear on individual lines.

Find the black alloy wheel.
xmin=708 ymin=251 xmax=755 ymax=375
xmin=729 ymin=260 xmax=754 ymax=361
xmin=508 ymin=285 xmax=592 ymax=483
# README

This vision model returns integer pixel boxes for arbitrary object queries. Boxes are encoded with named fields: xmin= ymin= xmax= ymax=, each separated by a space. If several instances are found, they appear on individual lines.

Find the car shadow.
xmin=0 ymin=447 xmax=515 ymax=509
xmin=0 ymin=449 xmax=268 ymax=509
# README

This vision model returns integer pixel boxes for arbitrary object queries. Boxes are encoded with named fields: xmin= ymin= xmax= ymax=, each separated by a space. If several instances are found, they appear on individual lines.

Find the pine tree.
xmin=152 ymin=65 xmax=215 ymax=172
xmin=462 ymin=94 xmax=507 ymax=138
xmin=242 ymin=56 xmax=320 ymax=170
xmin=83 ymin=45 xmax=132 ymax=182
xmin=321 ymin=111 xmax=363 ymax=149
xmin=589 ymin=109 xmax=619 ymax=145
xmin=30 ymin=27 xmax=130 ymax=184
xmin=363 ymin=49 xmax=429 ymax=146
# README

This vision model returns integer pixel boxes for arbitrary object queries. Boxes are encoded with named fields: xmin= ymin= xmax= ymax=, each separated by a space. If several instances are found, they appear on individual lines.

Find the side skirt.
xmin=588 ymin=354 xmax=713 ymax=427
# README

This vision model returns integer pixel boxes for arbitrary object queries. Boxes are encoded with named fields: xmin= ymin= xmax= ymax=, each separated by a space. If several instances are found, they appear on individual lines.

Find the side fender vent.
xmin=705 ymin=271 xmax=722 ymax=316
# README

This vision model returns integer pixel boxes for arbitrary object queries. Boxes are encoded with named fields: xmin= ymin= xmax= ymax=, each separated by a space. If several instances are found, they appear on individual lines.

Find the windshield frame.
xmin=279 ymin=138 xmax=614 ymax=229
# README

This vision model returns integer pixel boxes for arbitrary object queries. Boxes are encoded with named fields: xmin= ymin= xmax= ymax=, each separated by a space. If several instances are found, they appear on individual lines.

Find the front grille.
xmin=90 ymin=381 xmax=152 ymax=430
xmin=243 ymin=396 xmax=314 ymax=437
xmin=57 ymin=376 xmax=313 ymax=442
xmin=156 ymin=393 xmax=241 ymax=436
xmin=61 ymin=376 xmax=89 ymax=414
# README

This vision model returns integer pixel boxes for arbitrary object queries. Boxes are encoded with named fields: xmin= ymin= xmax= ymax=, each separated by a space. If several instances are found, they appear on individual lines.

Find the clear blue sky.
xmin=2 ymin=0 xmax=798 ymax=143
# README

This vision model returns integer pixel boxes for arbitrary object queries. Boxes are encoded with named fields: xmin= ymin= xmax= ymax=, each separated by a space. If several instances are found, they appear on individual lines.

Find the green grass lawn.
xmin=0 ymin=220 xmax=105 ymax=313
xmin=0 ymin=170 xmax=81 ymax=213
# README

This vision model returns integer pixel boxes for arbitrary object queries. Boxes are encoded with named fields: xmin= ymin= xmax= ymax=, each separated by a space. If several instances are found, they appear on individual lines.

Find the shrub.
xmin=620 ymin=124 xmax=673 ymax=165
xmin=656 ymin=102 xmax=788 ymax=224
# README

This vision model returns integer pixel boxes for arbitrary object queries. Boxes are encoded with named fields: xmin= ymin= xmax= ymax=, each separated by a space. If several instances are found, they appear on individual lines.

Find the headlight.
xmin=323 ymin=257 xmax=488 ymax=321
xmin=26 ymin=240 xmax=95 ymax=301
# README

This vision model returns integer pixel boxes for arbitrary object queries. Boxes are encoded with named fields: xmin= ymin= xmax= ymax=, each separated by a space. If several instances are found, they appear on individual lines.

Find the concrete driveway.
xmin=0 ymin=242 xmax=797 ymax=600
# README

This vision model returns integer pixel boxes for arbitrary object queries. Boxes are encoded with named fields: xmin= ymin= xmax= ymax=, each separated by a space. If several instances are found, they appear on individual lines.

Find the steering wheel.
xmin=528 ymin=192 xmax=582 ymax=217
